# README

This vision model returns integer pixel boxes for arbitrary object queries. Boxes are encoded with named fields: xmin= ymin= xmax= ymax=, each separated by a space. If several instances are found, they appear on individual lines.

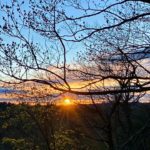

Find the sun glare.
xmin=64 ymin=99 xmax=72 ymax=105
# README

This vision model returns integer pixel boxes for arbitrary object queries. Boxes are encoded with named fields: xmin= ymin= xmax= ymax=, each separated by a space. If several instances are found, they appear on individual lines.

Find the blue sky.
xmin=0 ymin=0 xmax=106 ymax=65
xmin=0 ymin=0 xmax=149 ymax=80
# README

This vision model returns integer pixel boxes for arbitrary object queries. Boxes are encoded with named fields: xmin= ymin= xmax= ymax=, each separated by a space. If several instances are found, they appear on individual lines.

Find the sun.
xmin=64 ymin=98 xmax=72 ymax=105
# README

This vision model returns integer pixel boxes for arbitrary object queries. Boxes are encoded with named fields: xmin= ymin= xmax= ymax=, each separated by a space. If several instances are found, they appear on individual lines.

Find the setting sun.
xmin=64 ymin=99 xmax=72 ymax=105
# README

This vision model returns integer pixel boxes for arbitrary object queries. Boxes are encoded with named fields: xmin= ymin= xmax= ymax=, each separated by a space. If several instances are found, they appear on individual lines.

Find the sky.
xmin=0 ymin=0 xmax=110 ymax=62
xmin=0 ymin=0 xmax=150 ymax=104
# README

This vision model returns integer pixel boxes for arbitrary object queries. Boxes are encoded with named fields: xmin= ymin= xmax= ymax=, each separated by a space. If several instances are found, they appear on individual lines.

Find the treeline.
xmin=0 ymin=103 xmax=96 ymax=150
xmin=0 ymin=103 xmax=150 ymax=150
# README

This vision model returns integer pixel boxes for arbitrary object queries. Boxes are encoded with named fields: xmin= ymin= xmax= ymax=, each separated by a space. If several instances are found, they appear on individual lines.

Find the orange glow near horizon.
xmin=0 ymin=78 xmax=119 ymax=105
xmin=63 ymin=98 xmax=72 ymax=105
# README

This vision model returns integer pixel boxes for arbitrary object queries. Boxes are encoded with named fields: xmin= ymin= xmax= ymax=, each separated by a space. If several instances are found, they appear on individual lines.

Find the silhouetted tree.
xmin=0 ymin=0 xmax=149 ymax=96
xmin=0 ymin=0 xmax=150 ymax=149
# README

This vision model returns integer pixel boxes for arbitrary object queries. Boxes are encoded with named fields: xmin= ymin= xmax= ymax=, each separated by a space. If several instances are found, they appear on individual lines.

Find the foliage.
xmin=0 ymin=103 xmax=150 ymax=150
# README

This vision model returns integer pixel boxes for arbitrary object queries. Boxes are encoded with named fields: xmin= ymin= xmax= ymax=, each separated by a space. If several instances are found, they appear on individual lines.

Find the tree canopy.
xmin=0 ymin=0 xmax=150 ymax=98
